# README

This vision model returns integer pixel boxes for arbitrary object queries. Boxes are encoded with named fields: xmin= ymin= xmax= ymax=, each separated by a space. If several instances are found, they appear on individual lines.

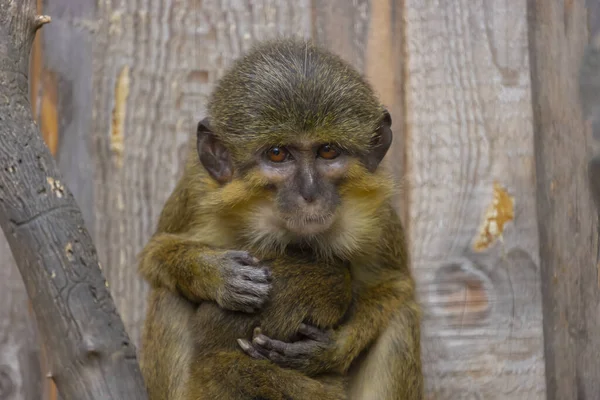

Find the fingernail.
xmin=254 ymin=336 xmax=266 ymax=345
xmin=252 ymin=257 xmax=260 ymax=264
xmin=237 ymin=339 xmax=250 ymax=350
xmin=253 ymin=327 xmax=262 ymax=337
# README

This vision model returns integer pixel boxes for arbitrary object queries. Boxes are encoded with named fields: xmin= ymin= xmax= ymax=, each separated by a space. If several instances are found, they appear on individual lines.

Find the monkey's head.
xmin=195 ymin=38 xmax=394 ymax=257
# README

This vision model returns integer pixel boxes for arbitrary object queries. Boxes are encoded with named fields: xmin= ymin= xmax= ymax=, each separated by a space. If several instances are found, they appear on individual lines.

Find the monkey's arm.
xmin=140 ymin=288 xmax=196 ymax=400
xmin=244 ymin=273 xmax=418 ymax=373
xmin=332 ymin=275 xmax=419 ymax=373
xmin=346 ymin=292 xmax=423 ymax=399
xmin=243 ymin=207 xmax=422 ymax=383
xmin=138 ymin=175 xmax=272 ymax=312
xmin=138 ymin=233 xmax=271 ymax=313
xmin=243 ymin=267 xmax=422 ymax=400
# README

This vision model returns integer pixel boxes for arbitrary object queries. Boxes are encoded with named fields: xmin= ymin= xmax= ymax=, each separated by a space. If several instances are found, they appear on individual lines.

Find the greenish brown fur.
xmin=187 ymin=255 xmax=352 ymax=399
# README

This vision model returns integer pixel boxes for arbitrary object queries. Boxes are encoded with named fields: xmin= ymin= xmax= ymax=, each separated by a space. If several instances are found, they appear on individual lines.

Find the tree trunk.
xmin=0 ymin=1 xmax=148 ymax=399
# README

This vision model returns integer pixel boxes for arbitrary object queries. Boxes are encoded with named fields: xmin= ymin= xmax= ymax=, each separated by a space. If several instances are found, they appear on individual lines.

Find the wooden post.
xmin=528 ymin=0 xmax=600 ymax=399
xmin=0 ymin=0 xmax=148 ymax=398
xmin=403 ymin=0 xmax=545 ymax=398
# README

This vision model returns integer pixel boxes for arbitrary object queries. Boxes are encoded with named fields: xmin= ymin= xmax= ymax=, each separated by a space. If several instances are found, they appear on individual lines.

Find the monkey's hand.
xmin=139 ymin=234 xmax=272 ymax=311
xmin=211 ymin=250 xmax=272 ymax=313
xmin=238 ymin=324 xmax=337 ymax=376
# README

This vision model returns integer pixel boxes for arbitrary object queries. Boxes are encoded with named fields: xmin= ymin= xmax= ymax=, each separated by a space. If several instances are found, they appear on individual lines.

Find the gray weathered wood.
xmin=0 ymin=0 xmax=147 ymax=398
xmin=39 ymin=0 xmax=97 ymax=233
xmin=0 ymin=237 xmax=42 ymax=400
xmin=403 ymin=0 xmax=545 ymax=397
xmin=529 ymin=1 xmax=600 ymax=399
xmin=14 ymin=1 xmax=595 ymax=397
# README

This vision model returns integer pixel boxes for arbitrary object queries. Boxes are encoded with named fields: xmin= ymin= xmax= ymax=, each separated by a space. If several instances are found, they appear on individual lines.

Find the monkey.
xmin=138 ymin=38 xmax=423 ymax=400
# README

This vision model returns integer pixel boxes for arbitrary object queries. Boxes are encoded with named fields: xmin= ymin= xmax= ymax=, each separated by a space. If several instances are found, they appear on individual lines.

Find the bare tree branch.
xmin=0 ymin=1 xmax=148 ymax=398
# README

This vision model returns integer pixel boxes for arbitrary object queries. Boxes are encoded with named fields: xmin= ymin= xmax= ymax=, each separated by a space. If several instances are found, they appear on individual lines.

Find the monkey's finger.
xmin=237 ymin=339 xmax=268 ymax=360
xmin=235 ymin=293 xmax=268 ymax=308
xmin=237 ymin=266 xmax=272 ymax=283
xmin=243 ymin=341 xmax=289 ymax=365
xmin=298 ymin=323 xmax=328 ymax=342
xmin=222 ymin=292 xmax=266 ymax=312
xmin=230 ymin=279 xmax=271 ymax=298
xmin=253 ymin=334 xmax=285 ymax=352
xmin=241 ymin=338 xmax=272 ymax=359
xmin=253 ymin=334 xmax=306 ymax=357
xmin=227 ymin=250 xmax=260 ymax=266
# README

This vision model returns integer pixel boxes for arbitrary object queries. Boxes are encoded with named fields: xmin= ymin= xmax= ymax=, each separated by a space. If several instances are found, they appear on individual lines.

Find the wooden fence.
xmin=0 ymin=1 xmax=598 ymax=399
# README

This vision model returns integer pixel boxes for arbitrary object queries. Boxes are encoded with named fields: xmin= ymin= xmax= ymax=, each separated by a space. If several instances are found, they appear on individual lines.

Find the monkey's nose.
xmin=298 ymin=184 xmax=318 ymax=203
xmin=301 ymin=192 xmax=316 ymax=203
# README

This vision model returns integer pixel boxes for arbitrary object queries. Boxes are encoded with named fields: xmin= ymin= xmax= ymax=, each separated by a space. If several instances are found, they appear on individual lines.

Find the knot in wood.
xmin=80 ymin=336 xmax=103 ymax=359
xmin=430 ymin=258 xmax=491 ymax=326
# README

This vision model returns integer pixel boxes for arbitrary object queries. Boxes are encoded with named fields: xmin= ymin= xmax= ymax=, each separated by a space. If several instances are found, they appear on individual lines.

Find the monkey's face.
xmin=195 ymin=110 xmax=394 ymax=248
xmin=195 ymin=39 xmax=396 ymax=252
xmin=254 ymin=141 xmax=348 ymax=236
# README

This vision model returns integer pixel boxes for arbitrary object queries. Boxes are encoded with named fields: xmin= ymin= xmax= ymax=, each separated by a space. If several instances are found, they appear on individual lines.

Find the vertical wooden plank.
xmin=529 ymin=1 xmax=600 ymax=399
xmin=586 ymin=0 xmax=600 ymax=38
xmin=403 ymin=0 xmax=546 ymax=398
xmin=312 ymin=0 xmax=370 ymax=71
xmin=40 ymin=0 xmax=97 ymax=231
xmin=89 ymin=0 xmax=313 ymax=345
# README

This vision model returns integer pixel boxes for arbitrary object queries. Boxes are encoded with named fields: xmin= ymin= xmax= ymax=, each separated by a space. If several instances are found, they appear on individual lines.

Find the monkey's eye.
xmin=317 ymin=144 xmax=340 ymax=160
xmin=266 ymin=146 xmax=289 ymax=163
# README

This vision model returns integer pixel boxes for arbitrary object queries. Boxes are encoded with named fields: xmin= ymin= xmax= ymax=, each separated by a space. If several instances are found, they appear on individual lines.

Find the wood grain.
xmin=0 ymin=0 xmax=49 ymax=398
xmin=29 ymin=5 xmax=60 ymax=398
xmin=403 ymin=0 xmax=545 ymax=397
xmin=0 ymin=0 xmax=147 ymax=398
xmin=529 ymin=1 xmax=600 ymax=399
xmin=312 ymin=0 xmax=370 ymax=72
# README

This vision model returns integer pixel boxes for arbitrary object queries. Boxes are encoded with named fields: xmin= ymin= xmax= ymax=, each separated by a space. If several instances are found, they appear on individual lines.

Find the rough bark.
xmin=0 ymin=1 xmax=148 ymax=399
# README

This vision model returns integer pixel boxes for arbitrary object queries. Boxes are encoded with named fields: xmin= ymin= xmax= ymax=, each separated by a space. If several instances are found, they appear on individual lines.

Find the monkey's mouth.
xmin=283 ymin=213 xmax=335 ymax=236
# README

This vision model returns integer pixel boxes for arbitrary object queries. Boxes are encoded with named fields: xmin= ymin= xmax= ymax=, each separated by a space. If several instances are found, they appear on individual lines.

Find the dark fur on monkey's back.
xmin=208 ymin=38 xmax=385 ymax=159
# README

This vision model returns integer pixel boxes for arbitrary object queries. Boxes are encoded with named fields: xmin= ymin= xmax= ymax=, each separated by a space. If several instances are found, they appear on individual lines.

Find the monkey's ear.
xmin=364 ymin=110 xmax=393 ymax=172
xmin=197 ymin=118 xmax=233 ymax=184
